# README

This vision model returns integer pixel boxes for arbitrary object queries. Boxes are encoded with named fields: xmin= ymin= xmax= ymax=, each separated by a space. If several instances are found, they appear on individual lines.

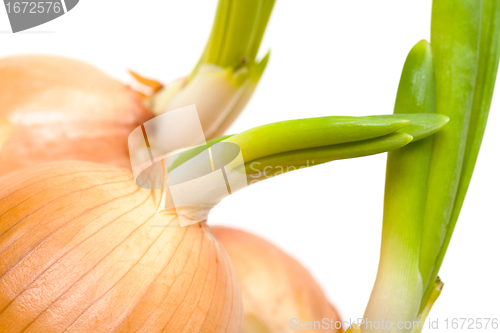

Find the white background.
xmin=1 ymin=1 xmax=499 ymax=331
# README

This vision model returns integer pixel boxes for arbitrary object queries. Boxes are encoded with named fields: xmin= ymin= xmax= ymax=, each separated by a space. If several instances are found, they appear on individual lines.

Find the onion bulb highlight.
xmin=0 ymin=161 xmax=243 ymax=333
xmin=212 ymin=227 xmax=342 ymax=333
xmin=0 ymin=55 xmax=154 ymax=176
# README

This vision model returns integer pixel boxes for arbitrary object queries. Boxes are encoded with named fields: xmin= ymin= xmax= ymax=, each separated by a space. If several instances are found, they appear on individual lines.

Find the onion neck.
xmin=192 ymin=0 xmax=275 ymax=74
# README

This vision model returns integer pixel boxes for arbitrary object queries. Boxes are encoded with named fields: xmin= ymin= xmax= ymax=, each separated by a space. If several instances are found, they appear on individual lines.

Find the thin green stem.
xmin=235 ymin=113 xmax=445 ymax=170
xmin=245 ymin=132 xmax=412 ymax=181
xmin=225 ymin=116 xmax=409 ymax=162
xmin=167 ymin=114 xmax=448 ymax=185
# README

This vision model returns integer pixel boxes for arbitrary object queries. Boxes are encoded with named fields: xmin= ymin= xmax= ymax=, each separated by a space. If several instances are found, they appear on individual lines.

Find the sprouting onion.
xmin=0 ymin=0 xmax=274 ymax=177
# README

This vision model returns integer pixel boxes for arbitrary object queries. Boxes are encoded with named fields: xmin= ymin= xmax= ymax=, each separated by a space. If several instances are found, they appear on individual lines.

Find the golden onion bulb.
xmin=0 ymin=55 xmax=154 ymax=176
xmin=0 ymin=162 xmax=243 ymax=333
xmin=212 ymin=227 xmax=342 ymax=333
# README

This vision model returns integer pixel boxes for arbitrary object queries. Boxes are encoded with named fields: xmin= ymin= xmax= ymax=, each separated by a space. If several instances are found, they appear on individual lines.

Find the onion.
xmin=212 ymin=227 xmax=342 ymax=333
xmin=0 ymin=161 xmax=243 ymax=332
xmin=0 ymin=55 xmax=154 ymax=176
xmin=0 ymin=118 xmax=12 ymax=150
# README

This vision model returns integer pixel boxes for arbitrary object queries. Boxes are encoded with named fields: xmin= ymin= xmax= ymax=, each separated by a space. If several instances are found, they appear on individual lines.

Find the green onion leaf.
xmin=225 ymin=116 xmax=409 ymax=162
xmin=418 ymin=0 xmax=482 ymax=309
xmin=420 ymin=0 xmax=500 ymax=309
xmin=245 ymin=132 xmax=413 ymax=181
xmin=363 ymin=39 xmax=436 ymax=330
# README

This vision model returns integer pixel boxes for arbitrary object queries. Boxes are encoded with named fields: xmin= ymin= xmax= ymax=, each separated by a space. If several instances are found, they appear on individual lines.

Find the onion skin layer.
xmin=0 ymin=55 xmax=154 ymax=176
xmin=212 ymin=227 xmax=342 ymax=333
xmin=0 ymin=162 xmax=243 ymax=333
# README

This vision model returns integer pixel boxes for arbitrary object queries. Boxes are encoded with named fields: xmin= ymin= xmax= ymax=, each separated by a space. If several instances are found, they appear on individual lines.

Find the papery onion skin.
xmin=0 ymin=162 xmax=243 ymax=333
xmin=0 ymin=55 xmax=154 ymax=176
xmin=212 ymin=227 xmax=342 ymax=333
